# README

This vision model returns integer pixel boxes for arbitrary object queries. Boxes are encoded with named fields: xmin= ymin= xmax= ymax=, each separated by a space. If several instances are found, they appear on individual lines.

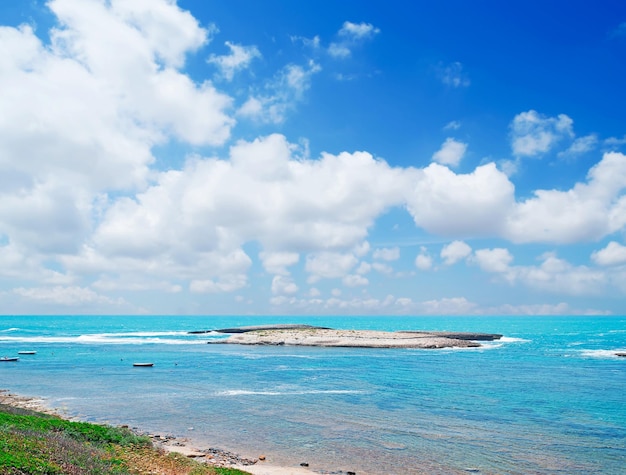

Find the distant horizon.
xmin=1 ymin=1 xmax=625 ymax=316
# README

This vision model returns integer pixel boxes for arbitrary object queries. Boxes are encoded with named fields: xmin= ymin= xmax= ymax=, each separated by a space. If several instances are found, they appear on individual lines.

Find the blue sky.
xmin=1 ymin=0 xmax=626 ymax=315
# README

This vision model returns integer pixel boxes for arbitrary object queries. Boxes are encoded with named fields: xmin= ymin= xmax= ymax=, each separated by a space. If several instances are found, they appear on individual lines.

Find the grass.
xmin=0 ymin=404 xmax=252 ymax=475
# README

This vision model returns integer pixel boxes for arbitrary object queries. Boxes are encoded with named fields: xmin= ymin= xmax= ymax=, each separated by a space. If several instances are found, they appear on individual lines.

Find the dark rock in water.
xmin=188 ymin=330 xmax=213 ymax=334
xmin=213 ymin=324 xmax=332 ymax=334
xmin=300 ymin=462 xmax=309 ymax=467
xmin=616 ymin=352 xmax=626 ymax=357
xmin=398 ymin=331 xmax=502 ymax=341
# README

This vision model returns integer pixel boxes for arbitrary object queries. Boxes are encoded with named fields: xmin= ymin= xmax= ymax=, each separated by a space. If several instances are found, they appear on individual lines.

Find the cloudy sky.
xmin=1 ymin=0 xmax=626 ymax=315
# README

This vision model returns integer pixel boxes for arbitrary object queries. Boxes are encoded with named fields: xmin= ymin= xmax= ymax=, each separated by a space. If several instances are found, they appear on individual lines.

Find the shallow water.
xmin=1 ymin=315 xmax=625 ymax=474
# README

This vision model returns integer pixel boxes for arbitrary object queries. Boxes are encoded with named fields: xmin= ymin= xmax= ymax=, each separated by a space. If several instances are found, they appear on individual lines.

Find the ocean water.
xmin=1 ymin=315 xmax=625 ymax=475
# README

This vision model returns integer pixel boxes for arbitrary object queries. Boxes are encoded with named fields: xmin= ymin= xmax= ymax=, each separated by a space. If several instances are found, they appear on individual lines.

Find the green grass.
xmin=0 ymin=404 xmax=251 ymax=475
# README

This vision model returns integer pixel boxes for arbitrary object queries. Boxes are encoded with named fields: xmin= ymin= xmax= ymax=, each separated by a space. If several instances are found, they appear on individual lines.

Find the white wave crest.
xmin=0 ymin=334 xmax=206 ymax=345
xmin=579 ymin=349 xmax=626 ymax=359
xmin=499 ymin=337 xmax=531 ymax=343
xmin=0 ymin=327 xmax=20 ymax=333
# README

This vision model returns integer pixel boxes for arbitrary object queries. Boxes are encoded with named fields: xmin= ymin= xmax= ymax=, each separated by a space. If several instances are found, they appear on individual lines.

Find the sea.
xmin=1 ymin=315 xmax=625 ymax=475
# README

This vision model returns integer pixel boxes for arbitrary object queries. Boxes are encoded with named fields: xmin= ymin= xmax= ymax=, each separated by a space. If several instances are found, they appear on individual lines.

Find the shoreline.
xmin=0 ymin=389 xmax=333 ymax=475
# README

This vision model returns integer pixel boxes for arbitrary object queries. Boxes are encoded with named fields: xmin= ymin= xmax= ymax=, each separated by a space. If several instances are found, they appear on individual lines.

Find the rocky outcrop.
xmin=398 ymin=331 xmax=502 ymax=341
xmin=207 ymin=327 xmax=501 ymax=349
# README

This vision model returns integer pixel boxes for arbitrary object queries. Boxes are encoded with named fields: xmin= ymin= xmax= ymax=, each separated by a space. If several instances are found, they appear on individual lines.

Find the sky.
xmin=1 ymin=0 xmax=626 ymax=316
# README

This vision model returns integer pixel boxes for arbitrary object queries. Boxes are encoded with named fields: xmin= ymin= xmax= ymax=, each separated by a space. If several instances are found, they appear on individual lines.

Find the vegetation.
xmin=0 ymin=404 xmax=251 ymax=475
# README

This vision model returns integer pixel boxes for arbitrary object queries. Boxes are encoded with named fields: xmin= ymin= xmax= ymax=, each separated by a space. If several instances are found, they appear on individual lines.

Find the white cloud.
xmin=440 ymin=240 xmax=472 ymax=265
xmin=328 ymin=21 xmax=380 ymax=58
xmin=190 ymin=274 xmax=248 ymax=293
xmin=372 ymin=262 xmax=393 ymax=274
xmin=405 ymin=163 xmax=515 ymax=237
xmin=444 ymin=120 xmax=461 ymax=130
xmin=237 ymin=61 xmax=321 ymax=123
xmin=355 ymin=262 xmax=372 ymax=274
xmin=271 ymin=275 xmax=299 ymax=295
xmin=473 ymin=248 xmax=513 ymax=273
xmin=510 ymin=110 xmax=574 ymax=157
xmin=343 ymin=274 xmax=369 ymax=287
xmin=208 ymin=41 xmax=261 ymax=81
xmin=415 ymin=247 xmax=433 ymax=270
xmin=373 ymin=247 xmax=400 ymax=261
xmin=591 ymin=241 xmax=626 ymax=266
xmin=558 ymin=134 xmax=598 ymax=158
xmin=13 ymin=285 xmax=124 ymax=307
xmin=504 ymin=152 xmax=626 ymax=243
xmin=438 ymin=62 xmax=470 ymax=88
xmin=418 ymin=297 xmax=477 ymax=315
xmin=432 ymin=138 xmax=467 ymax=167
xmin=511 ymin=254 xmax=606 ymax=296
xmin=328 ymin=43 xmax=351 ymax=58
xmin=338 ymin=21 xmax=380 ymax=39
xmin=306 ymin=252 xmax=358 ymax=282
xmin=260 ymin=251 xmax=300 ymax=276
xmin=473 ymin=249 xmax=608 ymax=296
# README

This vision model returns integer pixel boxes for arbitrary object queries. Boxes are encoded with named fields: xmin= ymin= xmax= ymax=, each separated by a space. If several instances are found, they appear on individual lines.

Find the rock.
xmin=259 ymin=454 xmax=266 ymax=461
xmin=616 ymin=352 xmax=626 ymax=357
xmin=300 ymin=462 xmax=309 ymax=467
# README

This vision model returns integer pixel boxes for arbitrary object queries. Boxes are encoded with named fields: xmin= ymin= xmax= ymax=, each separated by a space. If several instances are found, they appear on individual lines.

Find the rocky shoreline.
xmin=205 ymin=325 xmax=502 ymax=349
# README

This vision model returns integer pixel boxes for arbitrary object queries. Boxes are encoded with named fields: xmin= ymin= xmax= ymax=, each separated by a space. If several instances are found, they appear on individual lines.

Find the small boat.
xmin=18 ymin=350 xmax=36 ymax=355
xmin=0 ymin=357 xmax=19 ymax=362
xmin=133 ymin=362 xmax=154 ymax=367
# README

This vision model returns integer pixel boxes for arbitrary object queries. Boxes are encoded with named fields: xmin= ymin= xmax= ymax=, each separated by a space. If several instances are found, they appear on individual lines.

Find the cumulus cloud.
xmin=510 ymin=110 xmax=574 ymax=157
xmin=441 ymin=240 xmax=472 ymax=265
xmin=432 ymin=138 xmax=467 ymax=167
xmin=208 ymin=41 xmax=261 ymax=80
xmin=405 ymin=163 xmax=515 ymax=237
xmin=415 ymin=247 xmax=433 ymax=270
xmin=504 ymin=152 xmax=626 ymax=243
xmin=373 ymin=247 xmax=400 ymax=261
xmin=473 ymin=248 xmax=607 ymax=296
xmin=591 ymin=241 xmax=626 ymax=266
xmin=260 ymin=251 xmax=300 ymax=275
xmin=271 ymin=275 xmax=299 ymax=295
xmin=473 ymin=248 xmax=513 ymax=273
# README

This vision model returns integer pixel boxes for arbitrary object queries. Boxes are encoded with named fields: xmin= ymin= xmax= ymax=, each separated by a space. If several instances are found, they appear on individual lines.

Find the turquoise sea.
xmin=1 ymin=315 xmax=625 ymax=475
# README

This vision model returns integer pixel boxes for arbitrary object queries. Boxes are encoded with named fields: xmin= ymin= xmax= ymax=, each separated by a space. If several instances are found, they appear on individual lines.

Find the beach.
xmin=0 ymin=389 xmax=317 ymax=475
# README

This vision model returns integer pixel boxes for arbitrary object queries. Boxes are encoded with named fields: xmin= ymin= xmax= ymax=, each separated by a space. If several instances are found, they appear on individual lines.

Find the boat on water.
xmin=133 ymin=362 xmax=154 ymax=367
xmin=0 ymin=357 xmax=19 ymax=362
xmin=17 ymin=350 xmax=36 ymax=355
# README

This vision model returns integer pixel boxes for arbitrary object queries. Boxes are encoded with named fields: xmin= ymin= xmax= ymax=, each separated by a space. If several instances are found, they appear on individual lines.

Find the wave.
xmin=579 ymin=349 xmax=626 ymax=359
xmin=214 ymin=389 xmax=367 ymax=397
xmin=0 ymin=327 xmax=20 ymax=333
xmin=0 ymin=334 xmax=207 ymax=345
xmin=499 ymin=337 xmax=531 ymax=343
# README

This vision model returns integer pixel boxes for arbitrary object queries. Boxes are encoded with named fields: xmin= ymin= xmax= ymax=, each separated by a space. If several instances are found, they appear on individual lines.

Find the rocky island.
xmin=205 ymin=325 xmax=502 ymax=349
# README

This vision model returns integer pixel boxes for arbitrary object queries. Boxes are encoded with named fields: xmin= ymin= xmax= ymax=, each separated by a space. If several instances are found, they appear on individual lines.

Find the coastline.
xmin=0 ymin=389 xmax=321 ymax=475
